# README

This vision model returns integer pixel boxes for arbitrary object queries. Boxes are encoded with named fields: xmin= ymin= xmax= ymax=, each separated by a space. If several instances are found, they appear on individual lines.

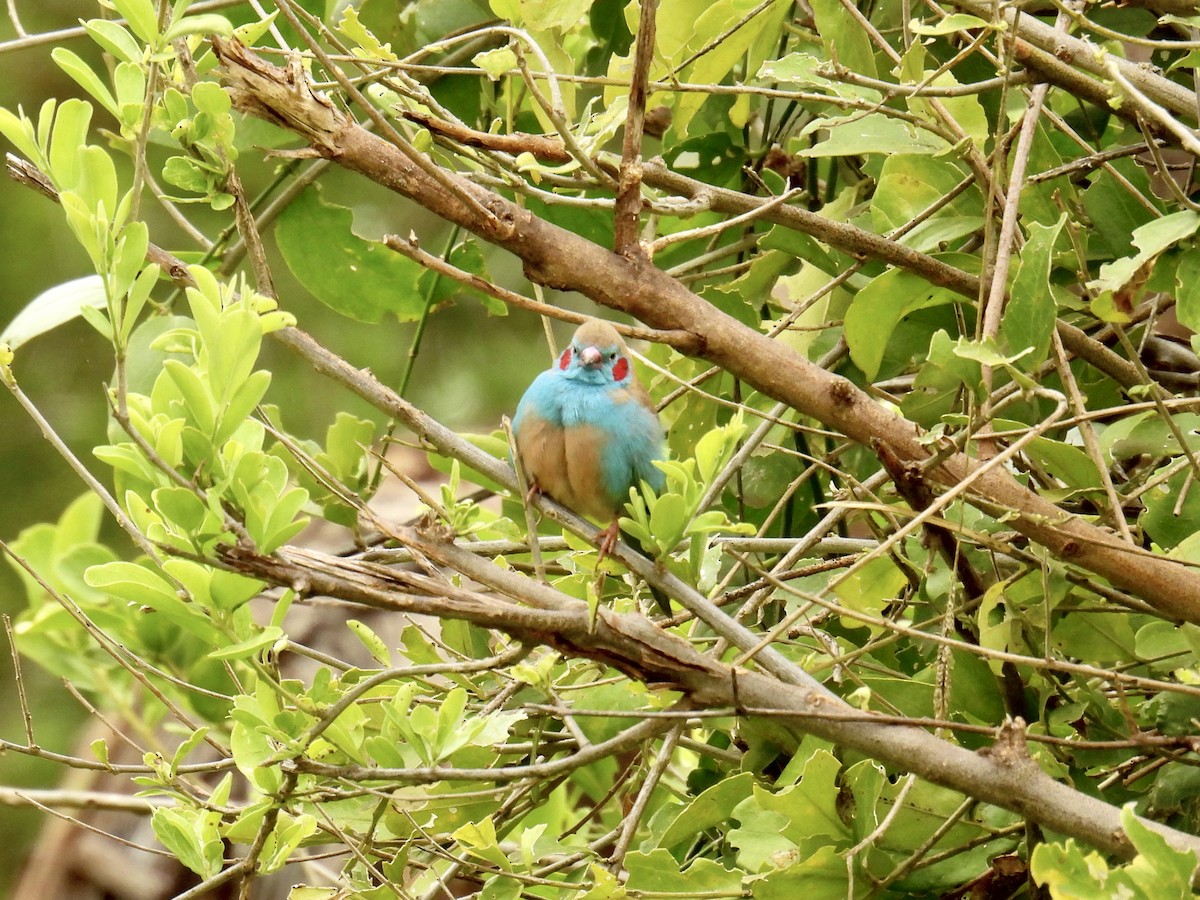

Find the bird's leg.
xmin=597 ymin=518 xmax=621 ymax=560
xmin=524 ymin=478 xmax=542 ymax=507
xmin=589 ymin=522 xmax=622 ymax=635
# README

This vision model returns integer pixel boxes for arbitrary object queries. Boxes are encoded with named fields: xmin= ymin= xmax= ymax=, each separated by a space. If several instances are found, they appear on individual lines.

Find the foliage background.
xmin=0 ymin=4 xmax=551 ymax=887
xmin=6 ymin=0 xmax=1200 ymax=898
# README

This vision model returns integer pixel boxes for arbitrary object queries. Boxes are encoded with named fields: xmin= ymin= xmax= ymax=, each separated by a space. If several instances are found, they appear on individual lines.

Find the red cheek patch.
xmin=559 ymin=348 xmax=572 ymax=370
xmin=612 ymin=357 xmax=629 ymax=381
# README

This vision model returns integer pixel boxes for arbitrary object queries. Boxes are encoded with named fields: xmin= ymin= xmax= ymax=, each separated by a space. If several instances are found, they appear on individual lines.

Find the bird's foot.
xmin=524 ymin=479 xmax=542 ymax=507
xmin=597 ymin=519 xmax=621 ymax=560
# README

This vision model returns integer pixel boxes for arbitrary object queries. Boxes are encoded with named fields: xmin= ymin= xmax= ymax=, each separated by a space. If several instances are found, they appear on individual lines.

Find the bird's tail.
xmin=623 ymin=529 xmax=673 ymax=618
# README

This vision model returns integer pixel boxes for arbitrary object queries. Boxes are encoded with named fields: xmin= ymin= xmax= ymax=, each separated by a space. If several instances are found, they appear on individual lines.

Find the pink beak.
xmin=579 ymin=346 xmax=602 ymax=367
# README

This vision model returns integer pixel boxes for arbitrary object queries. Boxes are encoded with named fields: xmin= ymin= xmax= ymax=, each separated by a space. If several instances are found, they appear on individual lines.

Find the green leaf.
xmin=453 ymin=817 xmax=511 ymax=870
xmin=82 ymin=19 xmax=143 ymax=63
xmin=91 ymin=738 xmax=111 ymax=768
xmin=51 ymin=51 xmax=117 ymax=119
xmin=659 ymin=772 xmax=755 ymax=849
xmin=796 ymin=112 xmax=950 ymax=157
xmin=46 ymin=98 xmax=95 ymax=193
xmin=648 ymin=491 xmax=688 ymax=553
xmin=324 ymin=413 xmax=376 ymax=479
xmin=1091 ymin=210 xmax=1200 ymax=295
xmin=902 ymin=330 xmax=982 ymax=425
xmin=112 ymin=221 xmax=149 ymax=298
xmin=84 ymin=560 xmax=179 ymax=608
xmin=163 ymin=156 xmax=211 ymax=193
xmin=169 ymin=727 xmax=210 ymax=776
xmin=1135 ymin=620 xmax=1194 ymax=662
xmin=191 ymin=80 xmax=232 ymax=118
xmin=728 ymin=802 xmax=796 ymax=872
xmin=337 ymin=7 xmax=399 ymax=62
xmin=761 ymin=750 xmax=849 ymax=845
xmin=163 ymin=13 xmax=234 ymax=42
xmin=1 ymin=275 xmax=107 ymax=349
xmin=153 ymin=486 xmax=210 ymax=534
xmin=230 ymin=720 xmax=284 ymax=794
xmin=626 ymin=849 xmax=743 ymax=894
xmin=207 ymin=307 xmax=262 ymax=402
xmin=871 ymin=155 xmax=981 ymax=250
xmin=1024 ymin=436 xmax=1102 ymax=491
xmin=435 ymin=687 xmax=469 ymax=757
xmin=751 ymin=845 xmax=849 ymax=899
xmin=1001 ymin=214 xmax=1065 ymax=369
xmin=673 ymin=0 xmax=791 ymax=135
xmin=347 ymin=619 xmax=391 ymax=666
xmin=1082 ymin=158 xmax=1162 ymax=258
xmin=113 ymin=61 xmax=146 ymax=129
xmin=275 ymin=186 xmax=426 ymax=322
xmin=1123 ymin=805 xmax=1200 ymax=894
xmin=1143 ymin=467 xmax=1200 ymax=549
xmin=833 ymin=555 xmax=905 ymax=626
xmin=208 ymin=625 xmax=283 ymax=660
xmin=0 ymin=106 xmax=42 ymax=166
xmin=1103 ymin=411 xmax=1200 ymax=462
xmin=258 ymin=812 xmax=319 ymax=874
xmin=210 ymin=569 xmax=264 ymax=610
xmin=111 ymin=0 xmax=160 ymax=44
xmin=1150 ymin=690 xmax=1200 ymax=736
xmin=909 ymin=13 xmax=995 ymax=35
xmin=163 ymin=359 xmax=217 ymax=435
xmin=844 ymin=261 xmax=969 ymax=379
xmin=1031 ymin=840 xmax=1121 ymax=898
xmin=473 ymin=46 xmax=517 ymax=80
xmin=151 ymin=806 xmax=223 ymax=878
xmin=1175 ymin=250 xmax=1200 ymax=334
xmin=121 ymin=264 xmax=161 ymax=345
xmin=216 ymin=369 xmax=271 ymax=445
xmin=950 ymin=337 xmax=1035 ymax=391
xmin=810 ymin=0 xmax=877 ymax=79
xmin=1052 ymin=612 xmax=1135 ymax=664
xmin=757 ymin=52 xmax=881 ymax=102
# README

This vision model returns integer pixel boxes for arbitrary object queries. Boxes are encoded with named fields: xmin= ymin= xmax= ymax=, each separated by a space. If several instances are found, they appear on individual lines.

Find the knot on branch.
xmin=828 ymin=376 xmax=858 ymax=408
xmin=211 ymin=37 xmax=346 ymax=154
xmin=977 ymin=717 xmax=1034 ymax=770
xmin=416 ymin=512 xmax=457 ymax=544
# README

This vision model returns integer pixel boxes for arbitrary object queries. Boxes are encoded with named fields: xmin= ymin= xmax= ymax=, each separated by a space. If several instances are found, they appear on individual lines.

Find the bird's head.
xmin=558 ymin=319 xmax=632 ymax=385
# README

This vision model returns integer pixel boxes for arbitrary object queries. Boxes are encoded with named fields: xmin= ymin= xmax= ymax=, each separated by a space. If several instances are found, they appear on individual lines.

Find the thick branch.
xmin=211 ymin=37 xmax=1200 ymax=624
xmin=952 ymin=0 xmax=1198 ymax=122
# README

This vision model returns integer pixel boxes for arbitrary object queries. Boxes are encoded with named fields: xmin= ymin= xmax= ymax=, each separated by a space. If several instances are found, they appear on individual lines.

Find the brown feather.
xmin=515 ymin=411 xmax=618 ymax=521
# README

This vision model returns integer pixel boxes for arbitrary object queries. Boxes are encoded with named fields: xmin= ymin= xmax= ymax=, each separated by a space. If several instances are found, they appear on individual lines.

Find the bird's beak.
xmin=579 ymin=346 xmax=602 ymax=368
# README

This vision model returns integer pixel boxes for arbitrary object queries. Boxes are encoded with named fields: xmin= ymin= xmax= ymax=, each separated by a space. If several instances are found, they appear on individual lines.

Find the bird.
xmin=513 ymin=318 xmax=668 ymax=609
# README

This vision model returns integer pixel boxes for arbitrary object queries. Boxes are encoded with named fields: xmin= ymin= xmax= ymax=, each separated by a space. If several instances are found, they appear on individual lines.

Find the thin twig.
xmin=613 ymin=0 xmax=657 ymax=256
xmin=1051 ymin=329 xmax=1135 ymax=542
xmin=609 ymin=719 xmax=684 ymax=870
xmin=3 ymin=614 xmax=34 ymax=745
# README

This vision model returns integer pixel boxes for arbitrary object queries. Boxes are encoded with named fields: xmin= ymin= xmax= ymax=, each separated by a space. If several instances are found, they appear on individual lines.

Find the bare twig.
xmin=613 ymin=0 xmax=657 ymax=256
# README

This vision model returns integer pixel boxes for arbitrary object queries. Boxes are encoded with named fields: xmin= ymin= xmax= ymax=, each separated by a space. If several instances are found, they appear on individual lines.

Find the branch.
xmin=397 ymin=108 xmax=571 ymax=162
xmin=218 ymin=531 xmax=1200 ymax=868
xmin=952 ymin=0 xmax=1199 ymax=122
xmin=613 ymin=0 xmax=657 ymax=256
xmin=0 ymin=787 xmax=167 ymax=813
xmin=210 ymin=37 xmax=1200 ymax=624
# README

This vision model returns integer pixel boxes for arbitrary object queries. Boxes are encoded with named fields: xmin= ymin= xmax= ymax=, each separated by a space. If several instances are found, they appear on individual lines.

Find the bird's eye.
xmin=607 ymin=351 xmax=616 ymax=360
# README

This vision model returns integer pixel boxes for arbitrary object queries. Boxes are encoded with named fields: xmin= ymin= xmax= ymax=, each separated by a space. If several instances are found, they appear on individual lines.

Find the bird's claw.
xmin=597 ymin=519 xmax=620 ymax=561
xmin=524 ymin=479 xmax=542 ymax=507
